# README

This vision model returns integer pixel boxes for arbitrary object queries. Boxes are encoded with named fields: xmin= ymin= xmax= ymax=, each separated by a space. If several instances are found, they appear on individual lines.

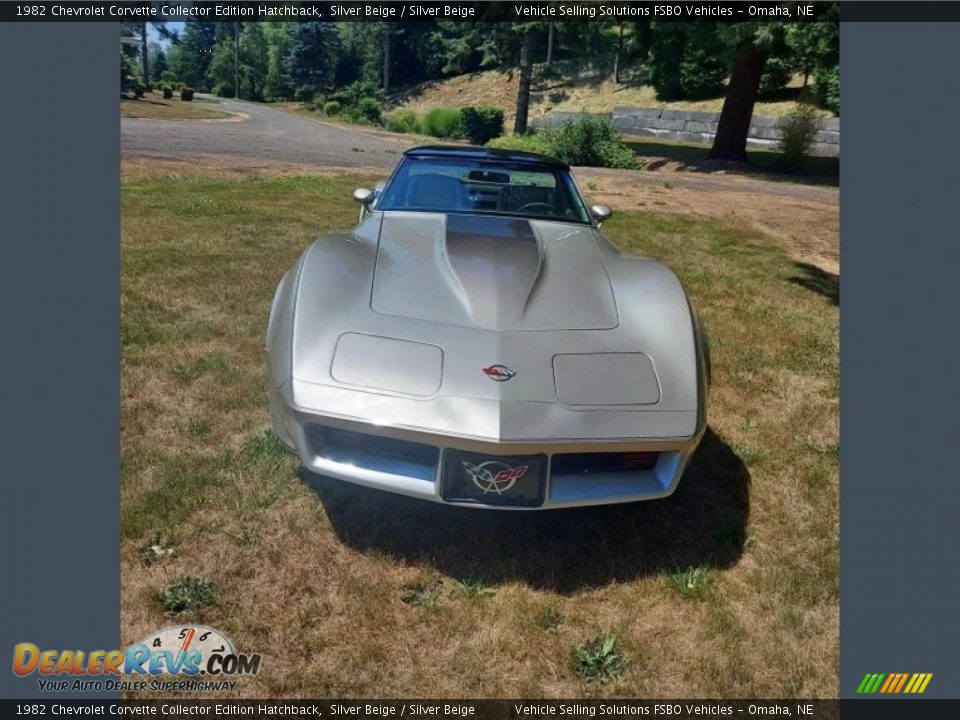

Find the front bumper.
xmin=268 ymin=380 xmax=705 ymax=510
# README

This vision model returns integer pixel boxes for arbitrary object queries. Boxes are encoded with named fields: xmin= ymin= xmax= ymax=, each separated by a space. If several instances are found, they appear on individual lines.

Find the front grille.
xmin=310 ymin=425 xmax=440 ymax=482
xmin=551 ymin=451 xmax=660 ymax=475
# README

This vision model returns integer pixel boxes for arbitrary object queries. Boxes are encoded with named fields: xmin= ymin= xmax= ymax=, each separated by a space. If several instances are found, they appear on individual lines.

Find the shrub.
xmin=162 ymin=87 xmax=173 ymax=100
xmin=421 ymin=106 xmax=462 ymax=139
xmin=486 ymin=132 xmax=555 ymax=156
xmin=460 ymin=106 xmax=504 ymax=145
xmin=760 ymin=56 xmax=794 ymax=94
xmin=323 ymin=100 xmax=342 ymax=116
xmin=549 ymin=115 xmax=640 ymax=169
xmin=180 ymin=87 xmax=195 ymax=102
xmin=346 ymin=96 xmax=383 ymax=125
xmin=294 ymin=85 xmax=315 ymax=103
xmin=386 ymin=109 xmax=420 ymax=134
xmin=777 ymin=101 xmax=820 ymax=172
xmin=336 ymin=80 xmax=381 ymax=108
xmin=813 ymin=64 xmax=840 ymax=115
xmin=212 ymin=83 xmax=234 ymax=99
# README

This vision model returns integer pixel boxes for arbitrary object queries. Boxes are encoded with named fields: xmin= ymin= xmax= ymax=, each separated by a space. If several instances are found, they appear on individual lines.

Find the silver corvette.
xmin=266 ymin=146 xmax=709 ymax=509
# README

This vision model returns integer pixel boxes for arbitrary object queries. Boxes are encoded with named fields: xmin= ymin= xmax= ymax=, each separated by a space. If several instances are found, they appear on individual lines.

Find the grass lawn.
xmin=121 ymin=164 xmax=838 ymax=697
xmin=121 ymin=91 xmax=233 ymax=121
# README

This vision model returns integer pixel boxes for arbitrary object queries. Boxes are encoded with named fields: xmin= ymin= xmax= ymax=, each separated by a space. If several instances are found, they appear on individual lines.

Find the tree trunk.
xmin=382 ymin=23 xmax=391 ymax=94
xmin=140 ymin=23 xmax=149 ymax=89
xmin=546 ymin=23 xmax=554 ymax=66
xmin=708 ymin=43 xmax=768 ymax=162
xmin=514 ymin=35 xmax=532 ymax=135
xmin=234 ymin=23 xmax=240 ymax=99
xmin=613 ymin=23 xmax=624 ymax=84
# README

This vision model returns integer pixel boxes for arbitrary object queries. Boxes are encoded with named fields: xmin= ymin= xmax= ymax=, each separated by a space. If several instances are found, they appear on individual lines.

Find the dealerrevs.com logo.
xmin=12 ymin=625 xmax=262 ymax=693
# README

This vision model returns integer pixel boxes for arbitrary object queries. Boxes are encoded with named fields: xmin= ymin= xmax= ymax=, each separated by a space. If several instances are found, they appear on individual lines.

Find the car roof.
xmin=403 ymin=145 xmax=569 ymax=169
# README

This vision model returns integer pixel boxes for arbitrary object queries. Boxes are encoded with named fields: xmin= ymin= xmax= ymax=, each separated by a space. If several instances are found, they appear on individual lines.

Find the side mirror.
xmin=353 ymin=188 xmax=375 ymax=205
xmin=354 ymin=188 xmax=375 ymax=222
xmin=590 ymin=204 xmax=613 ymax=223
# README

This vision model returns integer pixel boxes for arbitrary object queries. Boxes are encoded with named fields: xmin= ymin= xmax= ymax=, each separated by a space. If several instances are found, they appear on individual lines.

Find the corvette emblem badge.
xmin=462 ymin=461 xmax=529 ymax=495
xmin=482 ymin=364 xmax=516 ymax=382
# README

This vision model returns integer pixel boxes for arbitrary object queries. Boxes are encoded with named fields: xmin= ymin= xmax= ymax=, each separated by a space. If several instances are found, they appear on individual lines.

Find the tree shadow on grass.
xmin=789 ymin=261 xmax=839 ymax=306
xmin=301 ymin=427 xmax=750 ymax=594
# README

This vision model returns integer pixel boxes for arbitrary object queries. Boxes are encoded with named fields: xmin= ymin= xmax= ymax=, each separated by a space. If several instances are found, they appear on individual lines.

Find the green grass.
xmin=121 ymin=164 xmax=837 ymax=697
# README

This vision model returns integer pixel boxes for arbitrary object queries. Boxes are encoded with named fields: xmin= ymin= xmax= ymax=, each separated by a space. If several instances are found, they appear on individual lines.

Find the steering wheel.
xmin=516 ymin=202 xmax=555 ymax=215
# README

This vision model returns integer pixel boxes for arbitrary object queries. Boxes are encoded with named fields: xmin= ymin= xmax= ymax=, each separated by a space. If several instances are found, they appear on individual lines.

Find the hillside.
xmin=388 ymin=67 xmax=824 ymax=128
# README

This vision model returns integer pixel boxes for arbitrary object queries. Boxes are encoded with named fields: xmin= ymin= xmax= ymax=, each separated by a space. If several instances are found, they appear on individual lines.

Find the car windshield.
xmin=377 ymin=157 xmax=592 ymax=224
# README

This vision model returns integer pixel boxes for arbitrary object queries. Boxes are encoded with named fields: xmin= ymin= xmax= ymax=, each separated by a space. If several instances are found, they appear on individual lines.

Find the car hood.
xmin=370 ymin=212 xmax=619 ymax=331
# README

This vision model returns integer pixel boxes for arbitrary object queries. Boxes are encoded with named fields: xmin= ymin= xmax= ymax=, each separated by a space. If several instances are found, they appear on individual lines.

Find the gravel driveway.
xmin=121 ymin=97 xmax=413 ymax=169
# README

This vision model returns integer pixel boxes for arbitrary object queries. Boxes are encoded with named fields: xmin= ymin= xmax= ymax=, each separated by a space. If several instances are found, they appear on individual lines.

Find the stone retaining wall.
xmin=532 ymin=107 xmax=840 ymax=156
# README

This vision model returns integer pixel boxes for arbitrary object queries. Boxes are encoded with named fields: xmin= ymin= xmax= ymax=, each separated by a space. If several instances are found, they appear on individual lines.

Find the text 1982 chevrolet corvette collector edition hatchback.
xmin=266 ymin=146 xmax=709 ymax=509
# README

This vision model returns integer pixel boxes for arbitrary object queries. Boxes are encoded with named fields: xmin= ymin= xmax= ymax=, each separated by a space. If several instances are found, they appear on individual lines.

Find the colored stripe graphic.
xmin=858 ymin=672 xmax=933 ymax=694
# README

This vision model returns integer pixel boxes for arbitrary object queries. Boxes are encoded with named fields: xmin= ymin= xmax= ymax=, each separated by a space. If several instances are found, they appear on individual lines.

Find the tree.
xmin=140 ymin=23 xmax=149 ymax=89
xmin=288 ymin=22 xmax=340 ymax=94
xmin=649 ymin=23 xmax=726 ymax=101
xmin=148 ymin=42 xmax=167 ymax=84
xmin=264 ymin=22 xmax=295 ymax=100
xmin=708 ymin=24 xmax=787 ymax=162
xmin=514 ymin=32 xmax=533 ymax=134
xmin=167 ymin=21 xmax=217 ymax=90
xmin=382 ymin=23 xmax=391 ymax=94
xmin=239 ymin=23 xmax=268 ymax=100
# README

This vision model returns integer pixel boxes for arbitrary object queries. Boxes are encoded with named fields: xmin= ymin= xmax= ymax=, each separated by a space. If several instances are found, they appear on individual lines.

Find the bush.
xmin=180 ymin=87 xmax=195 ymax=102
xmin=760 ymin=56 xmax=794 ymax=94
xmin=335 ymin=80 xmax=381 ymax=108
xmin=421 ymin=106 xmax=462 ymax=138
xmin=346 ymin=96 xmax=383 ymax=125
xmin=813 ymin=65 xmax=839 ymax=115
xmin=486 ymin=132 xmax=555 ymax=156
xmin=294 ymin=85 xmax=315 ymax=103
xmin=386 ymin=109 xmax=420 ymax=134
xmin=777 ymin=101 xmax=820 ymax=172
xmin=323 ymin=100 xmax=341 ymax=116
xmin=488 ymin=119 xmax=639 ymax=171
xmin=460 ymin=106 xmax=504 ymax=145
xmin=162 ymin=87 xmax=173 ymax=100
xmin=549 ymin=115 xmax=640 ymax=169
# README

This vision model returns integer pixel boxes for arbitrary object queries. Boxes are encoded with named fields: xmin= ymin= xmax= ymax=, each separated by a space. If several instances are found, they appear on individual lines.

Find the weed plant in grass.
xmin=666 ymin=567 xmax=713 ymax=600
xmin=573 ymin=635 xmax=628 ymax=683
xmin=159 ymin=577 xmax=217 ymax=615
